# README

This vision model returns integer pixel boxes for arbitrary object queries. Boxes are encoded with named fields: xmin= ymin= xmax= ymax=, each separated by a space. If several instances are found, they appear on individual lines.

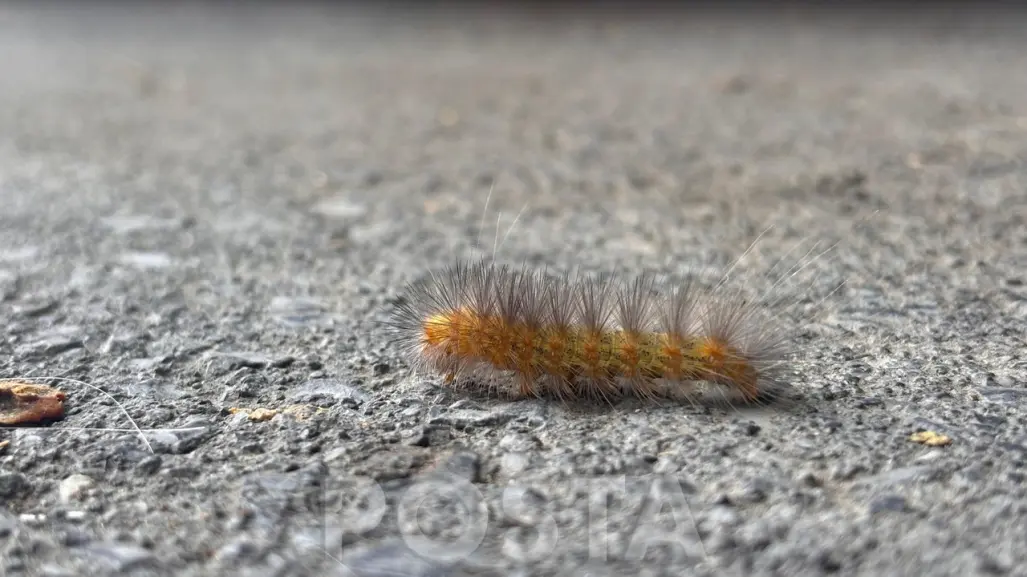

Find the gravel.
xmin=1 ymin=4 xmax=1027 ymax=577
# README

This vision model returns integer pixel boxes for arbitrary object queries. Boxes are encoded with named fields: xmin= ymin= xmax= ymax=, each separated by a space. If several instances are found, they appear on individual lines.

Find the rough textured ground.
xmin=2 ymin=4 xmax=1027 ymax=577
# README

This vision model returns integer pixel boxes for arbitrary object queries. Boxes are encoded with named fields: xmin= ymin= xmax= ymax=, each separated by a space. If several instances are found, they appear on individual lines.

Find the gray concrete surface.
xmin=2 ymin=4 xmax=1027 ymax=576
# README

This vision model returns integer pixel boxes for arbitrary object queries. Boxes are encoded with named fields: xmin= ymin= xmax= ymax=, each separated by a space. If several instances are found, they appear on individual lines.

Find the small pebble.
xmin=0 ymin=473 xmax=29 ymax=499
xmin=59 ymin=474 xmax=95 ymax=503
xmin=118 ymin=252 xmax=174 ymax=270
xmin=65 ymin=511 xmax=87 ymax=522
xmin=869 ymin=494 xmax=908 ymax=514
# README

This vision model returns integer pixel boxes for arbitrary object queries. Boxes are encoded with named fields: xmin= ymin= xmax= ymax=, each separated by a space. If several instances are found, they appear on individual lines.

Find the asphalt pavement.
xmin=1 ymin=4 xmax=1026 ymax=576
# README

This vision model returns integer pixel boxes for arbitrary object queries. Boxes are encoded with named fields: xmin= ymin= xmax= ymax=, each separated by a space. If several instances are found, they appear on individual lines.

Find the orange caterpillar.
xmin=389 ymin=259 xmax=793 ymax=404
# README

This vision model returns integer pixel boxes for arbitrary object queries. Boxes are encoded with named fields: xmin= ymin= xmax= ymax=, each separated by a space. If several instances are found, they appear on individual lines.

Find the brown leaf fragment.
xmin=0 ymin=380 xmax=67 ymax=425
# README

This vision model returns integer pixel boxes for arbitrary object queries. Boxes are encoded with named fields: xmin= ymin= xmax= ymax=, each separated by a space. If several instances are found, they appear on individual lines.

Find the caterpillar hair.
xmin=388 ymin=258 xmax=794 ymax=405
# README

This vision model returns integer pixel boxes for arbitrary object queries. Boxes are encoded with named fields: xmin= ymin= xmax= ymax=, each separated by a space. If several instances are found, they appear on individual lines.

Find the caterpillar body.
xmin=389 ymin=258 xmax=793 ymax=404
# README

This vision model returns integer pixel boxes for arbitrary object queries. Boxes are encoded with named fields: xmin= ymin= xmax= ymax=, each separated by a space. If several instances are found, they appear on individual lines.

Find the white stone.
xmin=59 ymin=474 xmax=95 ymax=503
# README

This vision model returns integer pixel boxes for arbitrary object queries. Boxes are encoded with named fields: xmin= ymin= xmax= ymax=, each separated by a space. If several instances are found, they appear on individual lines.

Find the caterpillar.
xmin=388 ymin=257 xmax=795 ymax=405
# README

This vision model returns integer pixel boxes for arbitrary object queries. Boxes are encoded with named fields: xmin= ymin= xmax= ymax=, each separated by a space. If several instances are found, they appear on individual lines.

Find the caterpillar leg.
xmin=515 ymin=373 xmax=539 ymax=398
xmin=736 ymin=380 xmax=760 ymax=404
xmin=626 ymin=376 xmax=661 ymax=400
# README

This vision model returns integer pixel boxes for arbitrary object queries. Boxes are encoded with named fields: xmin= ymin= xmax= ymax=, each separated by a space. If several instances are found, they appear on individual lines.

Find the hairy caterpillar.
xmin=388 ymin=257 xmax=795 ymax=405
